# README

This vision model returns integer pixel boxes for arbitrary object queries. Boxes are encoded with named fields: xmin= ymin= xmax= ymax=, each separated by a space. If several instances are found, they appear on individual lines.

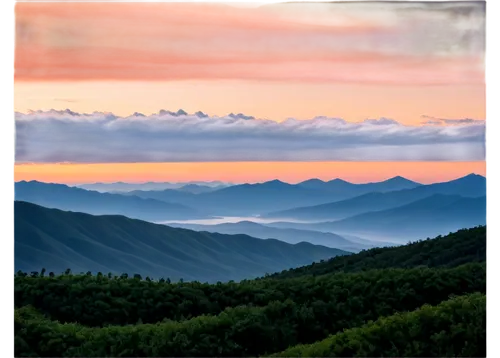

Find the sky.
xmin=14 ymin=1 xmax=486 ymax=183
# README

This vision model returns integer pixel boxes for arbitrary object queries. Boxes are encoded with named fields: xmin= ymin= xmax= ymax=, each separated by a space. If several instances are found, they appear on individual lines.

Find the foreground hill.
xmin=15 ymin=180 xmax=205 ymax=221
xmin=273 ymin=293 xmax=485 ymax=357
xmin=15 ymin=264 xmax=485 ymax=356
xmin=15 ymin=226 xmax=486 ymax=357
xmin=265 ymin=173 xmax=486 ymax=221
xmin=267 ymin=194 xmax=486 ymax=242
xmin=168 ymin=220 xmax=373 ymax=252
xmin=15 ymin=227 xmax=485 ymax=327
xmin=15 ymin=201 xmax=348 ymax=282
xmin=269 ymin=226 xmax=485 ymax=279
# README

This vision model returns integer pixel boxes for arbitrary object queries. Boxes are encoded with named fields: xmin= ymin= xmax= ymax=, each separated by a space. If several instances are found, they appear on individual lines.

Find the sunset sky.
xmin=14 ymin=1 xmax=486 ymax=184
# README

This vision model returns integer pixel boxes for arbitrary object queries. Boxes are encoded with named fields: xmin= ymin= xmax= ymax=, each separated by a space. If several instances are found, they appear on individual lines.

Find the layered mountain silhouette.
xmin=167 ymin=221 xmax=381 ymax=252
xmin=176 ymin=184 xmax=225 ymax=194
xmin=15 ymin=174 xmax=486 ymax=248
xmin=124 ymin=180 xmax=339 ymax=215
xmin=120 ymin=176 xmax=425 ymax=215
xmin=15 ymin=201 xmax=349 ymax=282
xmin=297 ymin=176 xmax=421 ymax=193
xmin=267 ymin=194 xmax=486 ymax=242
xmin=77 ymin=181 xmax=230 ymax=193
xmin=15 ymin=181 xmax=206 ymax=221
xmin=264 ymin=174 xmax=486 ymax=221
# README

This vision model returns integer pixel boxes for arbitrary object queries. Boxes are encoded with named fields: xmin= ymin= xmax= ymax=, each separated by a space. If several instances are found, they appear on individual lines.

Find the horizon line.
xmin=15 ymin=172 xmax=484 ymax=187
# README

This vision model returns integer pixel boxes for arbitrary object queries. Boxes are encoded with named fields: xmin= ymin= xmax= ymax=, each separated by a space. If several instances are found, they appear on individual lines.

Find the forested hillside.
xmin=15 ymin=226 xmax=487 ymax=357
xmin=273 ymin=293 xmax=486 ymax=357
xmin=270 ymin=226 xmax=486 ymax=279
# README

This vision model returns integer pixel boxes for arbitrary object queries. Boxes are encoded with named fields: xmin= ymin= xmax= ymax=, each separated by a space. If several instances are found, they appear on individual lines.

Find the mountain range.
xmin=264 ymin=174 xmax=486 ymax=221
xmin=15 ymin=201 xmax=349 ymax=282
xmin=77 ymin=181 xmax=231 ymax=193
xmin=122 ymin=174 xmax=484 ymax=217
xmin=15 ymin=174 xmax=486 ymax=246
xmin=296 ymin=175 xmax=421 ymax=193
xmin=124 ymin=180 xmax=339 ymax=215
xmin=15 ymin=181 xmax=206 ymax=221
xmin=266 ymin=194 xmax=486 ymax=242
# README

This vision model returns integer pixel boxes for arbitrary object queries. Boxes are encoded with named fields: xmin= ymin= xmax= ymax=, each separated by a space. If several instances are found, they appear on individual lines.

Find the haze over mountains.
xmin=296 ymin=175 xmax=421 ymax=194
xmin=264 ymin=174 xmax=486 ymax=221
xmin=267 ymin=194 xmax=486 ymax=242
xmin=168 ymin=221 xmax=382 ymax=252
xmin=15 ymin=173 xmax=486 ymax=252
xmin=15 ymin=201 xmax=348 ymax=282
xmin=15 ymin=181 xmax=206 ymax=221
xmin=77 ymin=181 xmax=231 ymax=193
xmin=124 ymin=180 xmax=344 ymax=215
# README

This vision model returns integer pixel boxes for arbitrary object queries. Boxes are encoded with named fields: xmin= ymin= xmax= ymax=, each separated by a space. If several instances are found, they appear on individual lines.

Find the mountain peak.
xmin=385 ymin=176 xmax=415 ymax=183
xmin=195 ymin=111 xmax=208 ymax=118
xmin=300 ymin=178 xmax=325 ymax=184
xmin=328 ymin=178 xmax=351 ymax=184
xmin=453 ymin=173 xmax=486 ymax=183
xmin=463 ymin=173 xmax=484 ymax=178
xmin=264 ymin=179 xmax=288 ymax=185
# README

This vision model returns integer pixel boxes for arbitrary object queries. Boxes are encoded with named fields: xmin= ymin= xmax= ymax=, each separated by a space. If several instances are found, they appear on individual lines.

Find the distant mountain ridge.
xmin=297 ymin=175 xmax=421 ymax=193
xmin=267 ymin=194 xmax=486 ymax=242
xmin=77 ymin=181 xmax=232 ymax=193
xmin=15 ymin=180 xmax=206 ymax=221
xmin=120 ymin=176 xmax=427 ymax=215
xmin=16 ymin=174 xmax=485 ymax=222
xmin=124 ymin=180 xmax=341 ymax=215
xmin=15 ymin=201 xmax=349 ymax=282
xmin=264 ymin=173 xmax=486 ymax=221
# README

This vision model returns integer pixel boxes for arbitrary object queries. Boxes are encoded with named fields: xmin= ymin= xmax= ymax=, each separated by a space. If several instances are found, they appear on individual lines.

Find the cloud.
xmin=15 ymin=110 xmax=485 ymax=163
xmin=15 ymin=2 xmax=484 ymax=85
xmin=420 ymin=115 xmax=486 ymax=126
xmin=54 ymin=98 xmax=78 ymax=103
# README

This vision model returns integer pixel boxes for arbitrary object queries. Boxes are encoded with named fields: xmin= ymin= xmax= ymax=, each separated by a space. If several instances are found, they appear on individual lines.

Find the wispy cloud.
xmin=15 ymin=110 xmax=485 ymax=163
xmin=420 ymin=115 xmax=486 ymax=125
xmin=53 ymin=98 xmax=79 ymax=103
xmin=15 ymin=2 xmax=484 ymax=85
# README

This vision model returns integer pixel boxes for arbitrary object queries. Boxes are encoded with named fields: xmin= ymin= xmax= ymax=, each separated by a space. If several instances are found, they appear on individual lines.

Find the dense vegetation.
xmin=15 ymin=263 xmax=484 ymax=327
xmin=14 ymin=227 xmax=487 ymax=357
xmin=270 ymin=226 xmax=486 ymax=279
xmin=16 ymin=294 xmax=480 ymax=357
xmin=273 ymin=293 xmax=486 ymax=357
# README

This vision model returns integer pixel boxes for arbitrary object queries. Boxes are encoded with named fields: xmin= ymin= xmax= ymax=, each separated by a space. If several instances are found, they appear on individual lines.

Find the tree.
xmin=134 ymin=274 xmax=142 ymax=280
xmin=40 ymin=268 xmax=46 ymax=277
xmin=64 ymin=268 xmax=71 ymax=275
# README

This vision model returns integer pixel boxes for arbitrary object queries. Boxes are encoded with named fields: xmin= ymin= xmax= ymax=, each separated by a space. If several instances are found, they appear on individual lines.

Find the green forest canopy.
xmin=14 ymin=226 xmax=487 ymax=357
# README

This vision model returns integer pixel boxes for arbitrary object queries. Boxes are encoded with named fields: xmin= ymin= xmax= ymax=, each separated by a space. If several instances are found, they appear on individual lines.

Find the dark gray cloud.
xmin=15 ymin=110 xmax=485 ymax=163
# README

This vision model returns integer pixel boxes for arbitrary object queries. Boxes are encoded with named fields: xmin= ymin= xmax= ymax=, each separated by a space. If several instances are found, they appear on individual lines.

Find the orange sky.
xmin=14 ymin=162 xmax=486 ymax=185
xmin=14 ymin=2 xmax=486 ymax=183
xmin=14 ymin=2 xmax=485 ymax=82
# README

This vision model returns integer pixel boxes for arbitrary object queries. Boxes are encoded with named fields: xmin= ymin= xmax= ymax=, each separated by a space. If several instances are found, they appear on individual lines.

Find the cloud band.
xmin=15 ymin=110 xmax=485 ymax=163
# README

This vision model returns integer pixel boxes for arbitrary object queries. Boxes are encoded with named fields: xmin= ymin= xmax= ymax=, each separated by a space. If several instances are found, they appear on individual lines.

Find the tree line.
xmin=15 ymin=263 xmax=485 ymax=356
